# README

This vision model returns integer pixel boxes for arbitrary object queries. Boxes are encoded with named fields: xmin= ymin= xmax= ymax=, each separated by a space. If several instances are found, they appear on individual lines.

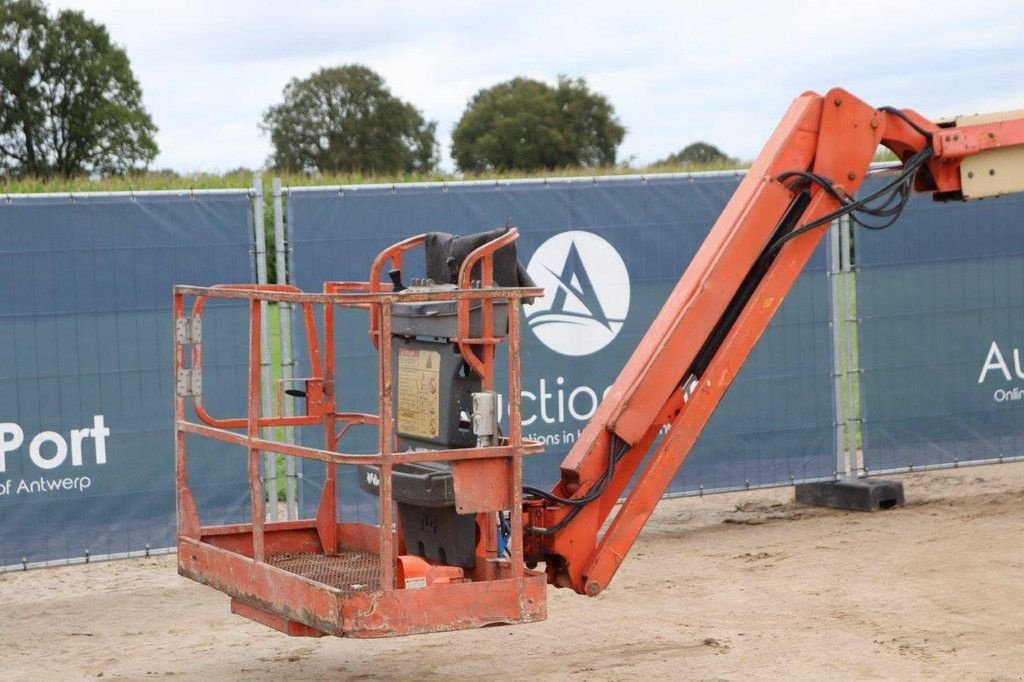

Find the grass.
xmin=266 ymin=303 xmax=293 ymax=503
xmin=260 ymin=160 xmax=748 ymax=189
xmin=0 ymin=170 xmax=257 ymax=194
xmin=0 ymin=160 xmax=749 ymax=196
xmin=836 ymin=270 xmax=863 ymax=453
xmin=1 ymin=147 xmax=904 ymax=196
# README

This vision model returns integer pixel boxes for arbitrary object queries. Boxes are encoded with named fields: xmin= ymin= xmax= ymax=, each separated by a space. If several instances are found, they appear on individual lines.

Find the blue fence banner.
xmin=4 ymin=172 xmax=1021 ymax=570
xmin=286 ymin=174 xmax=837 ymax=517
xmin=0 ymin=191 xmax=254 ymax=568
xmin=856 ymin=188 xmax=1024 ymax=472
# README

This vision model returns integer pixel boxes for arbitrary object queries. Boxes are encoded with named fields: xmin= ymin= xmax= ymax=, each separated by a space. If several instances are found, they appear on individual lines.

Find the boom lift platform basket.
xmin=174 ymin=230 xmax=547 ymax=638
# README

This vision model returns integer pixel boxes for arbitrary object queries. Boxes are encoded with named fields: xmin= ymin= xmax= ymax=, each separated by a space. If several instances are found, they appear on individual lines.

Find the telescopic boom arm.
xmin=525 ymin=88 xmax=1024 ymax=596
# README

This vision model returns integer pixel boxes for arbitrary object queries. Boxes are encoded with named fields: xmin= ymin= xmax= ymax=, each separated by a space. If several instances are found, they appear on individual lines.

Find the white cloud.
xmin=46 ymin=0 xmax=1024 ymax=172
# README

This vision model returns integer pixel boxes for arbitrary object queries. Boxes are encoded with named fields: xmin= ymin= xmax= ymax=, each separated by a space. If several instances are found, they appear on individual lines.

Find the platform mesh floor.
xmin=266 ymin=550 xmax=381 ymax=594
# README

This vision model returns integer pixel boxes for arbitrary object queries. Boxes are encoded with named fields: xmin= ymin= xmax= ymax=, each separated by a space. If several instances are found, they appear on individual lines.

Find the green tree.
xmin=656 ymin=141 xmax=735 ymax=167
xmin=451 ymin=76 xmax=625 ymax=173
xmin=262 ymin=65 xmax=438 ymax=175
xmin=0 ymin=0 xmax=158 ymax=178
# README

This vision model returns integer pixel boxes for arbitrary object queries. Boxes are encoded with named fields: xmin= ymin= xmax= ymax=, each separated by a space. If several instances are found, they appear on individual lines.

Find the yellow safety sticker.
xmin=396 ymin=348 xmax=441 ymax=439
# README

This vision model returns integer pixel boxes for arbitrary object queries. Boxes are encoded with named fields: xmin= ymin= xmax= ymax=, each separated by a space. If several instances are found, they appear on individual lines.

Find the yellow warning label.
xmin=397 ymin=348 xmax=440 ymax=439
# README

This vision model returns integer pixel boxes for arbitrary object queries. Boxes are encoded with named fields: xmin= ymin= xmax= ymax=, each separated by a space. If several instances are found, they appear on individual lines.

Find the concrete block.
xmin=795 ymin=479 xmax=905 ymax=511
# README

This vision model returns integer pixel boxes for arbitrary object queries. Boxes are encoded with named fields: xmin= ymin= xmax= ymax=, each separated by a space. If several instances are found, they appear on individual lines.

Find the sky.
xmin=48 ymin=0 xmax=1024 ymax=174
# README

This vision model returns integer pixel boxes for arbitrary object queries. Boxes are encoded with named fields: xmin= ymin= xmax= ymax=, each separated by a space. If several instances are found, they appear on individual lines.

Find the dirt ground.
xmin=3 ymin=463 xmax=1023 ymax=681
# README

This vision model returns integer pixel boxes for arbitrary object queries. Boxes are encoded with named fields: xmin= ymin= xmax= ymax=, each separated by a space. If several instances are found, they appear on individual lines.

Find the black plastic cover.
xmin=424 ymin=226 xmax=535 ymax=289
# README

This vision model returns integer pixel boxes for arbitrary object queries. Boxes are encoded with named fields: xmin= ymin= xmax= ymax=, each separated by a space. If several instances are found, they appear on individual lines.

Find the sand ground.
xmin=2 ymin=462 xmax=1023 ymax=681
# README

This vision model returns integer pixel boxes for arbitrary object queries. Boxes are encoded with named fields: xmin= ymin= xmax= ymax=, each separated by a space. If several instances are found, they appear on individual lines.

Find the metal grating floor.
xmin=266 ymin=550 xmax=381 ymax=594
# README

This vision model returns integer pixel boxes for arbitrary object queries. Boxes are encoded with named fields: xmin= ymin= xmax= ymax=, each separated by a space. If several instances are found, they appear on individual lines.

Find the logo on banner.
xmin=978 ymin=340 xmax=1024 ymax=403
xmin=524 ymin=231 xmax=630 ymax=356
xmin=0 ymin=416 xmax=109 ymax=497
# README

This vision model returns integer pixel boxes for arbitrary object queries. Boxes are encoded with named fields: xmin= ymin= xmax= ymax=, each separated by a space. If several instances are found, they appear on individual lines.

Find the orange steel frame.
xmin=175 ymin=232 xmax=546 ymax=638
xmin=177 ymin=88 xmax=1024 ymax=637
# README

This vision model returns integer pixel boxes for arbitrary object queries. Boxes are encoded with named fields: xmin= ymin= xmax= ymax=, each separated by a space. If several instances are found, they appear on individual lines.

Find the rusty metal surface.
xmin=266 ymin=550 xmax=381 ymax=594
xmin=181 ymin=534 xmax=547 ymax=638
xmin=230 ymin=599 xmax=325 ymax=638
xmin=174 ymin=283 xmax=544 ymax=305
xmin=178 ymin=536 xmax=345 ymax=637
xmin=456 ymin=228 xmax=517 ymax=381
xmin=176 ymin=420 xmax=542 ymax=467
xmin=340 ymin=570 xmax=548 ymax=639
xmin=451 ymin=458 xmax=512 ymax=513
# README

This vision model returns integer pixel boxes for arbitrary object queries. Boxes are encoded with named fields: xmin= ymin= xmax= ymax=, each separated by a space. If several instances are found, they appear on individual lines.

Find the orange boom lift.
xmin=174 ymin=89 xmax=1024 ymax=637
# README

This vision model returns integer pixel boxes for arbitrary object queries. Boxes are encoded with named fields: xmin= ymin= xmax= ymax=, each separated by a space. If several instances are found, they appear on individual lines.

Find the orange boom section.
xmin=525 ymin=89 xmax=1024 ymax=595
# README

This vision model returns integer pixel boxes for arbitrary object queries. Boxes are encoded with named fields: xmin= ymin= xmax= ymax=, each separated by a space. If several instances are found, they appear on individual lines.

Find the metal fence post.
xmin=827 ymin=220 xmax=850 ymax=479
xmin=839 ymin=214 xmax=860 ymax=476
xmin=252 ymin=174 xmax=278 ymax=521
xmin=273 ymin=178 xmax=298 ymax=520
xmin=283 ymin=182 xmax=305 ymax=517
